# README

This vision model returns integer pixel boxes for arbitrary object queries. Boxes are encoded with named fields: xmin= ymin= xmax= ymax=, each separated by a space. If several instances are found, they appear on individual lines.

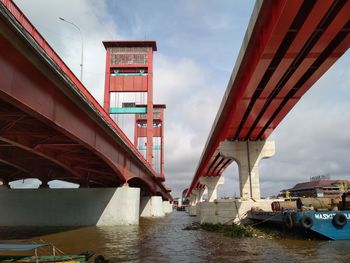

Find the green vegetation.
xmin=203 ymin=223 xmax=254 ymax=238
xmin=183 ymin=222 xmax=283 ymax=239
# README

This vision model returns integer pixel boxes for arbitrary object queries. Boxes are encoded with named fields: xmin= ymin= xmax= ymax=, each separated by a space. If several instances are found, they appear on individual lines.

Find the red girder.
xmin=0 ymin=159 xmax=34 ymax=180
xmin=188 ymin=0 xmax=350 ymax=196
xmin=0 ymin=146 xmax=72 ymax=183
xmin=0 ymin=136 xmax=86 ymax=181
xmin=0 ymin=162 xmax=30 ymax=182
xmin=250 ymin=1 xmax=350 ymax=139
xmin=239 ymin=0 xmax=336 ymax=139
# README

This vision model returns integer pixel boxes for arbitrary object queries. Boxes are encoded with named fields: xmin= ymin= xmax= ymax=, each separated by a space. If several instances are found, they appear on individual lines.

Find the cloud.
xmin=14 ymin=0 xmax=122 ymax=104
xmin=10 ymin=1 xmax=350 ymax=199
xmin=153 ymin=55 xmax=224 ymax=196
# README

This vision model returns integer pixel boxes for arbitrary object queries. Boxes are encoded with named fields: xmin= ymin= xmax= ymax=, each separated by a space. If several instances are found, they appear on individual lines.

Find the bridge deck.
xmin=188 ymin=0 xmax=350 ymax=194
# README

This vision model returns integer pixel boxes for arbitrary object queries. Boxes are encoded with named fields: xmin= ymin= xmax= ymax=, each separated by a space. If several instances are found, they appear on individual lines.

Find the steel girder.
xmin=188 ymin=0 xmax=350 ymax=195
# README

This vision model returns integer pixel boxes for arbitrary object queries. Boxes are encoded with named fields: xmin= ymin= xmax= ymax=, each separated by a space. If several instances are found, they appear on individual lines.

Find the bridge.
xmin=0 ymin=0 xmax=172 ymax=226
xmin=187 ymin=0 xmax=350 ymax=220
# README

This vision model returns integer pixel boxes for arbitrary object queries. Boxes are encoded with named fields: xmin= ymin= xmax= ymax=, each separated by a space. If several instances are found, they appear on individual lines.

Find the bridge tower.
xmin=103 ymin=41 xmax=158 ymax=171
xmin=134 ymin=104 xmax=166 ymax=179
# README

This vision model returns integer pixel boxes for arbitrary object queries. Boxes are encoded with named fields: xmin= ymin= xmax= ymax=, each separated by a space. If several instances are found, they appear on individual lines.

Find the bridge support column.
xmin=193 ymin=189 xmax=205 ymax=203
xmin=219 ymin=140 xmax=275 ymax=200
xmin=189 ymin=194 xmax=197 ymax=206
xmin=200 ymin=176 xmax=224 ymax=202
xmin=163 ymin=200 xmax=173 ymax=214
xmin=178 ymin=197 xmax=183 ymax=207
xmin=188 ymin=189 xmax=204 ymax=216
xmin=140 ymin=196 xmax=165 ymax=217
xmin=188 ymin=189 xmax=204 ymax=207
xmin=96 ymin=186 xmax=140 ymax=225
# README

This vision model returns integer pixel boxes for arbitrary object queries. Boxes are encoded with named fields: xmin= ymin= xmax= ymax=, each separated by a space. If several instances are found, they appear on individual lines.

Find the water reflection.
xmin=0 ymin=212 xmax=349 ymax=262
xmin=97 ymin=226 xmax=140 ymax=262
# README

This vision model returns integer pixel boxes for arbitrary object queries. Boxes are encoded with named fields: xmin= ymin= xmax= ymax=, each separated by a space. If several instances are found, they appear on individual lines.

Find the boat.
xmin=248 ymin=208 xmax=350 ymax=240
xmin=0 ymin=243 xmax=106 ymax=262
xmin=248 ymin=179 xmax=350 ymax=240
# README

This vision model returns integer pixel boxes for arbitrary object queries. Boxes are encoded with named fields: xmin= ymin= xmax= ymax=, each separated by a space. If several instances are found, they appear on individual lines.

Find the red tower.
xmin=134 ymin=104 xmax=165 ymax=179
xmin=103 ymin=41 xmax=164 ymax=179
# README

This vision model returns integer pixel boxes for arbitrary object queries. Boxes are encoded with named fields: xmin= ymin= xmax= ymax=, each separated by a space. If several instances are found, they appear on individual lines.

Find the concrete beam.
xmin=200 ymin=176 xmax=224 ymax=202
xmin=193 ymin=188 xmax=205 ymax=203
xmin=189 ymin=194 xmax=196 ymax=206
xmin=219 ymin=140 xmax=275 ymax=200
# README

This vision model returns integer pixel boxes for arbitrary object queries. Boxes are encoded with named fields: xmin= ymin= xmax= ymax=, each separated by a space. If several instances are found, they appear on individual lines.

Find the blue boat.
xmin=248 ymin=209 xmax=350 ymax=240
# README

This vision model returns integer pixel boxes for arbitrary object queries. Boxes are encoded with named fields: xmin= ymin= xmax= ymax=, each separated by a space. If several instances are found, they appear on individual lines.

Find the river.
xmin=0 ymin=212 xmax=349 ymax=262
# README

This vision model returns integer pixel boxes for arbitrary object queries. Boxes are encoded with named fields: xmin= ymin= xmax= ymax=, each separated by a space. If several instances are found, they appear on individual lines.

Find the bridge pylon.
xmin=102 ymin=41 xmax=165 ymax=179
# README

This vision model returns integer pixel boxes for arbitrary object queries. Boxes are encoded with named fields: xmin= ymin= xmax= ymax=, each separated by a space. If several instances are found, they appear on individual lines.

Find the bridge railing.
xmin=0 ymin=0 xmax=158 ymax=177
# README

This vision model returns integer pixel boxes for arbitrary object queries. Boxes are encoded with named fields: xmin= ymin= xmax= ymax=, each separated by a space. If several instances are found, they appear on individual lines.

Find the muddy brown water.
xmin=0 ymin=212 xmax=349 ymax=262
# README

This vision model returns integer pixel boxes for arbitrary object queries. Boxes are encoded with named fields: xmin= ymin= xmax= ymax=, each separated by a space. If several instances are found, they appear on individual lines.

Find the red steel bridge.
xmin=187 ymin=0 xmax=350 ymax=197
xmin=0 ymin=0 xmax=171 ymax=200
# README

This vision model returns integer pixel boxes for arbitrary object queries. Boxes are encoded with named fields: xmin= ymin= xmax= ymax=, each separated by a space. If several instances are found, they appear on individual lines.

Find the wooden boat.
xmin=0 ymin=243 xmax=97 ymax=262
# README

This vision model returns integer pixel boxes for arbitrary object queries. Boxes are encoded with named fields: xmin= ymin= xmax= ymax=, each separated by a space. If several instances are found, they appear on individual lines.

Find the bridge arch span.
xmin=0 ymin=100 xmax=124 ymax=187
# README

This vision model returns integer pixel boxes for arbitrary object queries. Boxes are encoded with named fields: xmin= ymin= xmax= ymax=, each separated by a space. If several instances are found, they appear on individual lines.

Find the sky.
xmin=12 ymin=0 xmax=350 ymax=198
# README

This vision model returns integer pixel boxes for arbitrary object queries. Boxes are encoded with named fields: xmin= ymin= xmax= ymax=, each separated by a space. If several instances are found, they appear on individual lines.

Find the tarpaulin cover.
xmin=0 ymin=244 xmax=49 ymax=251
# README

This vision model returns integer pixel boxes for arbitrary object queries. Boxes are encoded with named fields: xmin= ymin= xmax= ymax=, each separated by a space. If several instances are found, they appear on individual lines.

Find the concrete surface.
xmin=0 ymin=187 xmax=140 ymax=226
xmin=140 ymin=196 xmax=165 ymax=217
xmin=219 ymin=140 xmax=275 ymax=199
xmin=196 ymin=199 xmax=276 ymax=224
xmin=163 ymin=201 xmax=173 ymax=214
xmin=199 ymin=176 xmax=225 ymax=202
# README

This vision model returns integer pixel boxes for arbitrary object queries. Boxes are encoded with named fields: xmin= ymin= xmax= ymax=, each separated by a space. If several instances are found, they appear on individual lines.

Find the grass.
xmin=183 ymin=222 xmax=285 ymax=239
xmin=201 ymin=223 xmax=254 ymax=238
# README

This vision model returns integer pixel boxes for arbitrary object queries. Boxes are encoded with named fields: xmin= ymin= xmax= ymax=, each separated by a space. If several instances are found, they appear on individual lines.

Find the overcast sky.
xmin=13 ymin=0 xmax=350 ymax=198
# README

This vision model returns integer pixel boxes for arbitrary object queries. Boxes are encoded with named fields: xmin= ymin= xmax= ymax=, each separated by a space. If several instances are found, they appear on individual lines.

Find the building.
xmin=284 ymin=179 xmax=349 ymax=198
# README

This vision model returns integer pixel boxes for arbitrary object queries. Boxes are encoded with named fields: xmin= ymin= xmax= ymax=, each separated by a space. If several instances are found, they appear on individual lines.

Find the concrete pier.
xmin=0 ymin=187 xmax=140 ymax=226
xmin=195 ymin=199 xmax=276 ymax=224
xmin=163 ymin=200 xmax=173 ymax=214
xmin=219 ymin=140 xmax=275 ymax=199
xmin=140 ymin=196 xmax=165 ymax=217
xmin=199 ymin=176 xmax=224 ymax=202
xmin=188 ymin=206 xmax=197 ymax=216
xmin=188 ymin=189 xmax=205 ymax=216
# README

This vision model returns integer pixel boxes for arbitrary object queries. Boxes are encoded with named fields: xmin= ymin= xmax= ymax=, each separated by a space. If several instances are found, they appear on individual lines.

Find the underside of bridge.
xmin=188 ymin=0 xmax=350 ymax=202
xmin=0 ymin=100 xmax=121 ymax=187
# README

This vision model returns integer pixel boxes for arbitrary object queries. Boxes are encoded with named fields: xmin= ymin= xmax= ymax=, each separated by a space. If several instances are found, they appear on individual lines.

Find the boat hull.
xmin=0 ymin=254 xmax=90 ymax=262
xmin=248 ymin=210 xmax=350 ymax=240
